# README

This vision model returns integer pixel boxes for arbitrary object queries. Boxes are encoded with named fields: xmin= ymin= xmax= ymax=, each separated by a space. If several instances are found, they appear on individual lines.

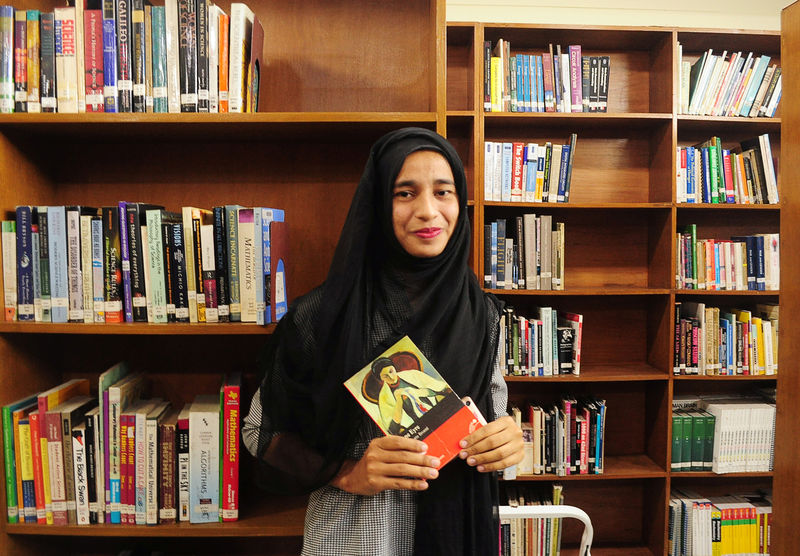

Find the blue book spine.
xmin=118 ymin=201 xmax=133 ymax=322
xmin=522 ymin=55 xmax=531 ymax=111
xmin=714 ymin=243 xmax=721 ymax=289
xmin=536 ymin=56 xmax=544 ymax=112
xmin=102 ymin=0 xmax=118 ymax=112
xmin=47 ymin=206 xmax=68 ymax=323
xmin=515 ymin=55 xmax=523 ymax=112
xmin=686 ymin=148 xmax=695 ymax=203
xmin=91 ymin=218 xmax=105 ymax=322
xmin=524 ymin=144 xmax=537 ymax=201
xmin=15 ymin=206 xmax=34 ymax=320
xmin=557 ymin=145 xmax=570 ymax=202
xmin=701 ymin=148 xmax=711 ymax=203
xmin=490 ymin=222 xmax=497 ymax=289
xmin=501 ymin=142 xmax=513 ymax=202
xmin=260 ymin=208 xmax=284 ymax=325
xmin=739 ymin=56 xmax=771 ymax=117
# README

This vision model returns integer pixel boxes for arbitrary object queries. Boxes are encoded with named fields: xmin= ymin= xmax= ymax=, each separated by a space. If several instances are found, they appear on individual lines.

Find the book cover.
xmin=0 ymin=6 xmax=13 ymax=112
xmin=189 ymin=395 xmax=219 ymax=523
xmin=220 ymin=372 xmax=240 ymax=521
xmin=343 ymin=335 xmax=485 ymax=468
xmin=245 ymin=11 xmax=263 ymax=112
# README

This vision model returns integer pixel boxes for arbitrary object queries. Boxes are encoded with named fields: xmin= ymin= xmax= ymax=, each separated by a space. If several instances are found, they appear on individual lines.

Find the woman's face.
xmin=379 ymin=364 xmax=399 ymax=385
xmin=391 ymin=150 xmax=459 ymax=258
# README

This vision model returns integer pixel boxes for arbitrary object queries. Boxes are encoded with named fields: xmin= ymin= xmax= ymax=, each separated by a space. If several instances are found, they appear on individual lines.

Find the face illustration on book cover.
xmin=344 ymin=336 xmax=484 ymax=468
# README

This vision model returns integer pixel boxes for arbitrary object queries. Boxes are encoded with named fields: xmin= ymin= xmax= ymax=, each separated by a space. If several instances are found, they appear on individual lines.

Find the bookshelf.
xmin=0 ymin=0 xmax=445 ymax=555
xmin=448 ymin=22 xmax=784 ymax=555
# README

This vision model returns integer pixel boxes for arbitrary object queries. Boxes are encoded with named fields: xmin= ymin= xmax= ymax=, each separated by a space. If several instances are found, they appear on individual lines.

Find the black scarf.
xmin=257 ymin=127 xmax=502 ymax=554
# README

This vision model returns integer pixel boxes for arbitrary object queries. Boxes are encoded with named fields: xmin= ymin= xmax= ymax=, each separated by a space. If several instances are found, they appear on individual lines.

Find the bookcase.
xmin=447 ymin=21 xmax=786 ymax=555
xmin=0 ymin=1 xmax=445 ymax=555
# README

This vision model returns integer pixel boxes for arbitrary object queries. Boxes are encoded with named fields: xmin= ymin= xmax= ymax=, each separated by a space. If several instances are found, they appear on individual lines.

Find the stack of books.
xmin=0 ymin=1 xmax=262 ymax=113
xmin=1 ymin=204 xmax=287 ymax=326
xmin=678 ymin=45 xmax=781 ymax=117
xmin=484 ymin=39 xmax=609 ymax=113
xmin=484 ymin=134 xmax=577 ymax=203
xmin=2 ymin=367 xmax=241 ymax=525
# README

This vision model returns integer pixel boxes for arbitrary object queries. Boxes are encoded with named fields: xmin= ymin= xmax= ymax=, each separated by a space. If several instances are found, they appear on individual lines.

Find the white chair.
xmin=499 ymin=504 xmax=593 ymax=556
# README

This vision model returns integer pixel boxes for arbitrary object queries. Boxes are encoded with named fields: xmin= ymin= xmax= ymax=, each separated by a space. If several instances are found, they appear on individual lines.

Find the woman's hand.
xmin=330 ymin=436 xmax=440 ymax=495
xmin=458 ymin=415 xmax=524 ymax=473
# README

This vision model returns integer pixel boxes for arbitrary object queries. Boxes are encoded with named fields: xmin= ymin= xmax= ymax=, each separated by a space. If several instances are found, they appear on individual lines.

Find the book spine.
xmin=158 ymin=421 xmax=176 ymax=523
xmin=27 ymin=411 xmax=46 ymax=522
xmin=227 ymin=4 xmax=251 ymax=113
xmin=145 ymin=417 xmax=158 ymax=524
xmin=90 ymin=217 xmax=105 ymax=322
xmin=114 ymin=0 xmax=133 ymax=111
xmin=146 ymin=210 xmax=168 ymax=323
xmin=162 ymin=221 xmax=176 ymax=321
xmin=200 ymin=224 xmax=218 ymax=322
xmin=47 ymin=207 xmax=69 ymax=323
xmin=134 ymin=411 xmax=146 ymax=524
xmin=102 ymin=206 xmax=123 ymax=322
xmin=196 ymin=0 xmax=209 ymax=111
xmin=118 ymin=202 xmax=134 ymax=322
xmin=170 ymin=222 xmax=190 ymax=322
xmin=84 ymin=414 xmax=98 ymax=523
xmin=220 ymin=381 xmax=240 ymax=521
xmin=192 ymin=217 xmax=205 ymax=322
xmin=0 ymin=7 xmax=14 ymax=113
xmin=177 ymin=0 xmax=198 ymax=111
xmin=107 ymin=391 xmax=121 ymax=523
xmin=237 ymin=208 xmax=256 ymax=322
xmin=217 ymin=12 xmax=229 ymax=112
xmin=126 ymin=205 xmax=145 ymax=321
xmin=54 ymin=7 xmax=78 ymax=113
xmin=569 ymin=45 xmax=582 ymax=112
xmin=177 ymin=415 xmax=189 ymax=521
xmin=65 ymin=208 xmax=83 ymax=322
xmin=15 ymin=206 xmax=34 ymax=321
xmin=130 ymin=0 xmax=146 ymax=111
xmin=79 ymin=215 xmax=94 ymax=322
xmin=72 ymin=427 xmax=90 ymax=525
xmin=30 ymin=221 xmax=40 ymax=321
xmin=26 ymin=10 xmax=40 ymax=112
xmin=101 ymin=0 xmax=118 ymax=112
xmin=45 ymin=411 xmax=67 ymax=525
xmin=151 ymin=6 xmax=168 ymax=112
xmin=189 ymin=408 xmax=219 ymax=523
xmin=17 ymin=419 xmax=36 ymax=523
xmin=226 ymin=205 xmax=241 ymax=321
xmin=212 ymin=207 xmax=230 ymax=321
xmin=83 ymin=9 xmax=104 ymax=112
xmin=14 ymin=11 xmax=27 ymax=112
xmin=144 ymin=5 xmax=153 ymax=111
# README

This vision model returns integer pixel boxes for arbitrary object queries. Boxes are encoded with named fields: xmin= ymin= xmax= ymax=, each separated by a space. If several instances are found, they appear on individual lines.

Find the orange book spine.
xmin=217 ymin=13 xmax=229 ymax=113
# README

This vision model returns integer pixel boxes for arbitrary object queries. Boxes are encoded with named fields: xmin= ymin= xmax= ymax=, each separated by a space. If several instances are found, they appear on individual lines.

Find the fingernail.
xmin=419 ymin=481 xmax=428 ymax=490
xmin=459 ymin=440 xmax=468 ymax=448
xmin=477 ymin=465 xmax=485 ymax=472
xmin=428 ymin=457 xmax=441 ymax=468
xmin=459 ymin=450 xmax=468 ymax=459
xmin=419 ymin=443 xmax=428 ymax=452
xmin=428 ymin=468 xmax=438 ymax=478
xmin=467 ymin=457 xmax=476 ymax=466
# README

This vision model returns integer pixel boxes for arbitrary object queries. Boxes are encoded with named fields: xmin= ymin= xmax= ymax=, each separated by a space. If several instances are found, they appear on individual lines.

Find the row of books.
xmin=669 ymin=489 xmax=772 ymax=556
xmin=484 ymin=39 xmax=609 ymax=113
xmin=675 ymin=228 xmax=779 ymax=291
xmin=674 ymin=302 xmax=778 ymax=377
xmin=1 ymin=203 xmax=288 ymax=325
xmin=500 ymin=484 xmax=565 ymax=556
xmin=671 ymin=408 xmax=716 ymax=472
xmin=678 ymin=43 xmax=781 ymax=117
xmin=676 ymin=134 xmax=778 ymax=205
xmin=0 ymin=1 xmax=262 ymax=113
xmin=483 ymin=135 xmax=577 ymax=203
xmin=505 ymin=397 xmax=606 ymax=479
xmin=484 ymin=215 xmax=565 ymax=292
xmin=673 ymin=394 xmax=775 ymax=474
xmin=2 ymin=365 xmax=241 ymax=525
xmin=499 ymin=306 xmax=583 ymax=377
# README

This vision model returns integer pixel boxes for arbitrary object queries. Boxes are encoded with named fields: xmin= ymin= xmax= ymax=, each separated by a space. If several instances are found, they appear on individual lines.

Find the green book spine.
xmin=688 ymin=224 xmax=698 ymax=290
xmin=703 ymin=410 xmax=715 ymax=470
xmin=671 ymin=412 xmax=683 ymax=472
xmin=145 ymin=209 xmax=168 ymax=323
xmin=2 ymin=405 xmax=19 ymax=523
xmin=680 ymin=411 xmax=692 ymax=471
xmin=708 ymin=146 xmax=720 ymax=204
xmin=150 ymin=6 xmax=167 ymax=113
xmin=690 ymin=411 xmax=705 ymax=471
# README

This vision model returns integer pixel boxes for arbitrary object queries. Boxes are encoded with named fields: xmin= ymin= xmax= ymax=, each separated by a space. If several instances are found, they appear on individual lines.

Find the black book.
xmin=125 ymin=203 xmax=164 ymax=321
xmin=168 ymin=222 xmax=189 ymax=322
xmin=557 ymin=326 xmax=574 ymax=374
xmin=39 ymin=12 xmax=57 ymax=112
xmin=102 ymin=206 xmax=124 ymax=322
xmin=115 ymin=0 xmax=133 ymax=111
xmin=84 ymin=409 xmax=99 ymax=524
xmin=37 ymin=207 xmax=51 ymax=322
xmin=598 ymin=55 xmax=610 ymax=113
xmin=178 ymin=0 xmax=198 ymax=112
xmin=195 ymin=0 xmax=209 ymax=111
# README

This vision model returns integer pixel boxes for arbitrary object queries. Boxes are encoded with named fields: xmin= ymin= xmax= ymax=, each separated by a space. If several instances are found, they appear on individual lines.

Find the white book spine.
xmin=237 ymin=209 xmax=256 ymax=322
xmin=145 ymin=418 xmax=158 ymax=524
xmin=72 ymin=428 xmax=90 ymax=525
xmin=66 ymin=209 xmax=83 ymax=321
xmin=164 ymin=0 xmax=180 ymax=113
xmin=91 ymin=218 xmax=105 ymax=322
xmin=80 ymin=215 xmax=94 ymax=322
xmin=135 ymin=411 xmax=147 ymax=524
xmin=54 ymin=7 xmax=79 ymax=113
xmin=189 ymin=403 xmax=219 ymax=523
xmin=228 ymin=3 xmax=253 ymax=113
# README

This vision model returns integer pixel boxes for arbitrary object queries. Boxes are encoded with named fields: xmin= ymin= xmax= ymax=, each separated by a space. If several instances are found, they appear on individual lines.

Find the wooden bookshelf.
xmin=0 ymin=0 xmax=445 ymax=555
xmin=449 ymin=21 xmax=785 ymax=555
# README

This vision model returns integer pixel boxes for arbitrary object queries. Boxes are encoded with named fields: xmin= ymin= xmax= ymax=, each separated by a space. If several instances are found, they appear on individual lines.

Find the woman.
xmin=243 ymin=127 xmax=523 ymax=555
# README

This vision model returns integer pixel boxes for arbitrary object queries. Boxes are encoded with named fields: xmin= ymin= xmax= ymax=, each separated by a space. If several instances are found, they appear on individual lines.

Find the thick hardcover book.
xmin=220 ymin=372 xmax=241 ymax=521
xmin=196 ymin=0 xmax=209 ymax=111
xmin=130 ymin=0 xmax=146 ymax=111
xmin=344 ymin=336 xmax=485 ymax=468
xmin=177 ymin=0 xmax=198 ymax=111
xmin=114 ymin=0 xmax=133 ymax=111
xmin=54 ymin=7 xmax=79 ymax=113
xmin=14 ymin=10 xmax=27 ymax=112
xmin=15 ymin=206 xmax=35 ymax=321
xmin=157 ymin=407 xmax=178 ymax=523
xmin=101 ymin=0 xmax=117 ymax=111
xmin=47 ymin=207 xmax=69 ymax=323
xmin=227 ymin=2 xmax=252 ymax=113
xmin=38 ymin=12 xmax=56 ymax=112
xmin=83 ymin=2 xmax=103 ymax=112
xmin=189 ymin=395 xmax=219 ymax=523
xmin=150 ymin=5 xmax=167 ymax=112
xmin=0 ymin=7 xmax=13 ymax=113
xmin=212 ymin=206 xmax=230 ymax=321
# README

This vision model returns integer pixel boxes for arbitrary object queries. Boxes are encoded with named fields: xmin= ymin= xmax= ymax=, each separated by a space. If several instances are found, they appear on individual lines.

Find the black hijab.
xmin=256 ymin=127 xmax=502 ymax=554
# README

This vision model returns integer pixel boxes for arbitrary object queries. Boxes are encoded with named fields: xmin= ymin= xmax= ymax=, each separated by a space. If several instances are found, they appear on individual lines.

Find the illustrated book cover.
xmin=344 ymin=335 xmax=484 ymax=469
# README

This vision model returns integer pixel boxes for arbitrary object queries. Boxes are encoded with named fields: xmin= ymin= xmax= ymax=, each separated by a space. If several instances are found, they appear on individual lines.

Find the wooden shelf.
xmin=0 ymin=322 xmax=273 ymax=335
xmin=673 ymin=374 xmax=777 ymax=381
xmin=674 ymin=289 xmax=779 ymax=296
xmin=505 ymin=364 xmax=667 ymax=382
xmin=487 ymin=288 xmax=671 ymax=296
xmin=483 ymin=202 xmax=672 ymax=209
xmin=509 ymin=454 xmax=665 ymax=481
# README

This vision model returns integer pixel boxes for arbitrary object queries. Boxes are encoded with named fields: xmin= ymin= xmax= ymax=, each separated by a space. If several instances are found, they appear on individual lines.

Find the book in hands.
xmin=344 ymin=335 xmax=484 ymax=469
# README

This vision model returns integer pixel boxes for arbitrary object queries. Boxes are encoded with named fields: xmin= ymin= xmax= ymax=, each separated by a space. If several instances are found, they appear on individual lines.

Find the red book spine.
xmin=221 ymin=381 xmax=240 ymax=521
xmin=28 ymin=411 xmax=47 ymax=523
xmin=83 ymin=9 xmax=104 ymax=112
xmin=125 ymin=414 xmax=136 ymax=524
xmin=119 ymin=415 xmax=129 ymax=524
